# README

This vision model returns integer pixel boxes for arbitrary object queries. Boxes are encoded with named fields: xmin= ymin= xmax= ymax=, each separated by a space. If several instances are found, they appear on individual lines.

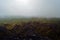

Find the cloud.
xmin=0 ymin=0 xmax=60 ymax=17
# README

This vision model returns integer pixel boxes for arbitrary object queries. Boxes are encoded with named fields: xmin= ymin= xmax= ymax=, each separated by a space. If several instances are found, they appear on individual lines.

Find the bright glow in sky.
xmin=6 ymin=0 xmax=43 ymax=17
xmin=16 ymin=0 xmax=29 ymax=5
xmin=0 ymin=0 xmax=60 ymax=18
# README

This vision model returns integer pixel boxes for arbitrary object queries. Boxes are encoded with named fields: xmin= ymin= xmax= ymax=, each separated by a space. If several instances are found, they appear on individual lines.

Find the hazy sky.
xmin=0 ymin=0 xmax=60 ymax=18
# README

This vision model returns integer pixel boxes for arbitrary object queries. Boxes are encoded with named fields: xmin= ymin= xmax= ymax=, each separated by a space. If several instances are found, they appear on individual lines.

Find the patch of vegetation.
xmin=0 ymin=18 xmax=60 ymax=40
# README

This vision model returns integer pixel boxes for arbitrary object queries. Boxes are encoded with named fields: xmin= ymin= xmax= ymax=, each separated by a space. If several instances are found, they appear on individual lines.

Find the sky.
xmin=0 ymin=0 xmax=60 ymax=18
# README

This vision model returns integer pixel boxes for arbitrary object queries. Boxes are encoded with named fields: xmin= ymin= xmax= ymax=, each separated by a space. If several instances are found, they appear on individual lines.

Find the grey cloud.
xmin=0 ymin=0 xmax=60 ymax=18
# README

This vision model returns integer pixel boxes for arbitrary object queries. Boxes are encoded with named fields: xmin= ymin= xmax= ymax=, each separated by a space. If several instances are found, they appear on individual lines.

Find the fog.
xmin=0 ymin=0 xmax=60 ymax=18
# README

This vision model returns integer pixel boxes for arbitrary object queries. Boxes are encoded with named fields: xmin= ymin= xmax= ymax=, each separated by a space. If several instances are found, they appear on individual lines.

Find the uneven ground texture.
xmin=0 ymin=18 xmax=60 ymax=40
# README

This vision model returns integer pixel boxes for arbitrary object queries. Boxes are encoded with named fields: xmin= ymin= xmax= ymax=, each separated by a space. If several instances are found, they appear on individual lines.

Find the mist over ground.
xmin=0 ymin=0 xmax=60 ymax=40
